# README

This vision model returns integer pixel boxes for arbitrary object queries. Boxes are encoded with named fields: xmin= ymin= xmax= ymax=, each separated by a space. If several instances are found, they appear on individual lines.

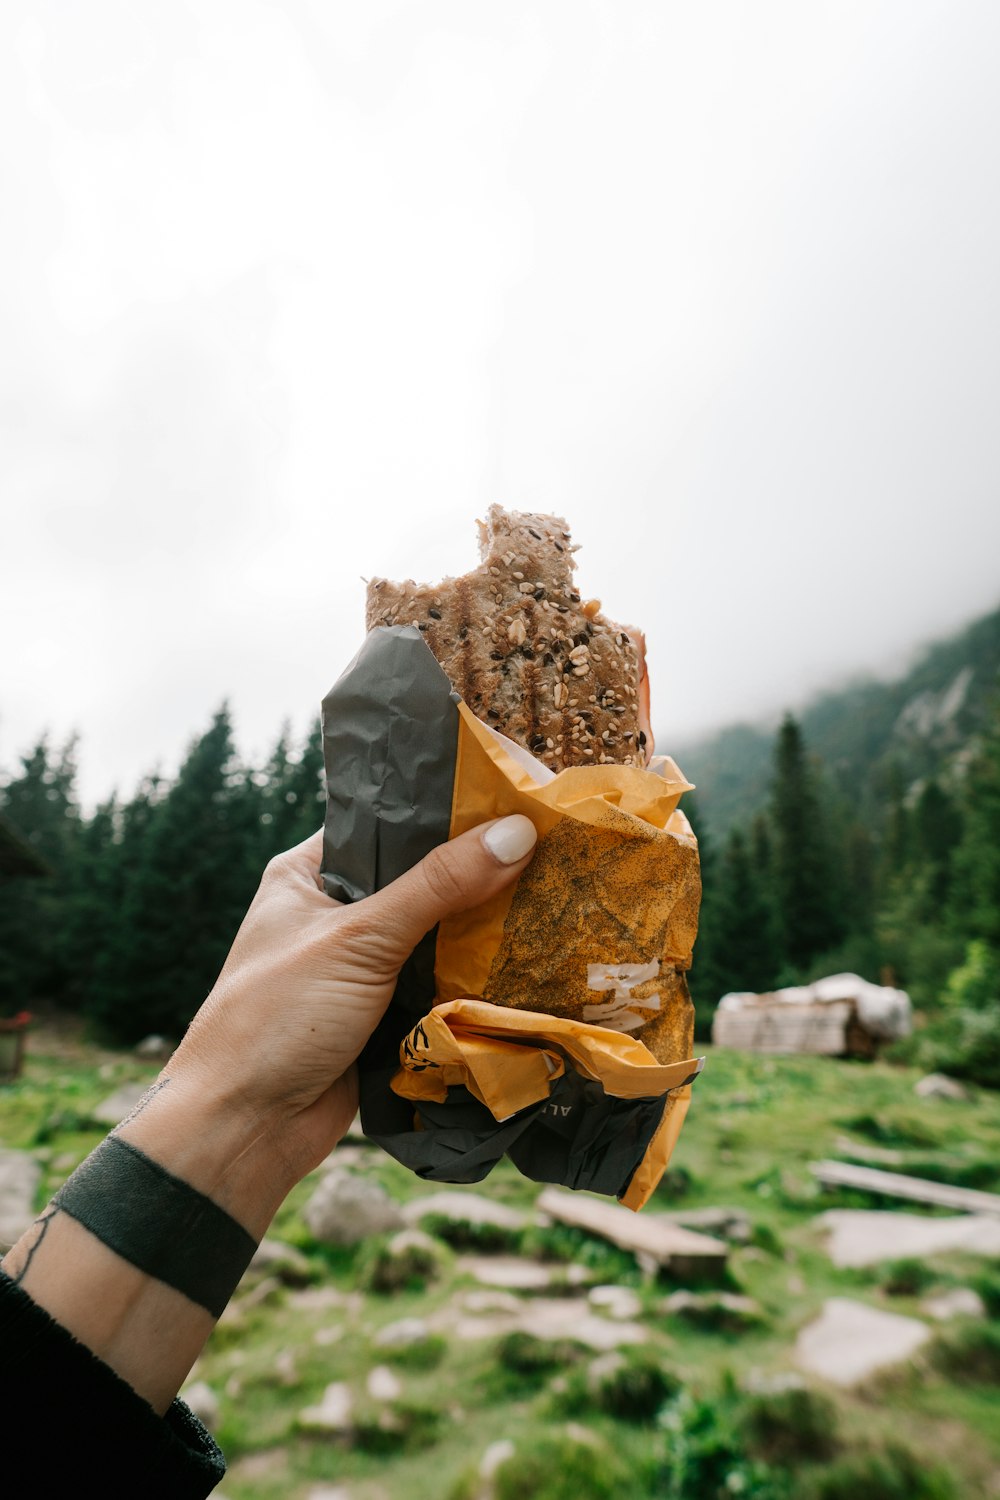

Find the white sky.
xmin=3 ymin=0 xmax=999 ymax=809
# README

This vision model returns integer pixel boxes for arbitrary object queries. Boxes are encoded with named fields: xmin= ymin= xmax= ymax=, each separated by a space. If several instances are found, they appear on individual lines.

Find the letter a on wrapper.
xmin=320 ymin=512 xmax=703 ymax=1210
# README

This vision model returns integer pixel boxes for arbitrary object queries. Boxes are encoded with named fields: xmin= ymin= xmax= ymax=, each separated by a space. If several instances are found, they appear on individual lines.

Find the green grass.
xmin=4 ymin=1029 xmax=1000 ymax=1499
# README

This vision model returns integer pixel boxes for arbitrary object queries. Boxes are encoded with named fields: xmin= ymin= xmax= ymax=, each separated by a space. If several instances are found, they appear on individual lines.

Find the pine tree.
xmin=0 ymin=736 xmax=82 ymax=1012
xmin=713 ymin=826 xmax=781 ymax=996
xmin=85 ymin=776 xmax=165 ymax=1024
xmin=683 ymin=794 xmax=724 ymax=1037
xmin=62 ymin=797 xmax=119 ymax=1011
xmin=257 ymin=723 xmax=293 ymax=857
xmin=910 ymin=779 xmax=963 ymax=910
xmin=257 ymin=720 xmax=326 ymax=859
xmin=90 ymin=709 xmax=262 ymax=1042
xmin=749 ymin=811 xmax=781 ymax=956
xmin=769 ymin=714 xmax=843 ymax=972
xmin=878 ymin=761 xmax=911 ymax=899
xmin=869 ymin=765 xmax=964 ymax=999
xmin=842 ymin=819 xmax=877 ymax=936
xmin=284 ymin=720 xmax=326 ymax=845
xmin=949 ymin=704 xmax=1000 ymax=949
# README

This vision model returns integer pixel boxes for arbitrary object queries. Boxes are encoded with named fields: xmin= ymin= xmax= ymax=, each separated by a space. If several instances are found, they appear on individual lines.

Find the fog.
xmin=3 ymin=1 xmax=999 ymax=805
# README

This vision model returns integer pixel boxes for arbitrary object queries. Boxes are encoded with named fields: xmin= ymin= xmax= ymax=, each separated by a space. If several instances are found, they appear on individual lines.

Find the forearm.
xmin=1 ymin=1071 xmax=301 ymax=1415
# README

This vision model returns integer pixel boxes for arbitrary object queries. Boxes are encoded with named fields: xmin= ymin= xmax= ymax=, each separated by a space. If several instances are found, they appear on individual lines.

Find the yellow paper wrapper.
xmin=393 ymin=997 xmax=704 ymax=1210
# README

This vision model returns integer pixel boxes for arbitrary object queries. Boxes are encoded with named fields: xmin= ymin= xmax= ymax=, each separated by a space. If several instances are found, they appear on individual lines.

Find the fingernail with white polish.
xmin=482 ymin=814 xmax=537 ymax=865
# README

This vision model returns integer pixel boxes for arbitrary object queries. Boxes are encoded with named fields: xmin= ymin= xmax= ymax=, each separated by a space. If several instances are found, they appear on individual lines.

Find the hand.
xmin=161 ymin=813 xmax=539 ymax=1190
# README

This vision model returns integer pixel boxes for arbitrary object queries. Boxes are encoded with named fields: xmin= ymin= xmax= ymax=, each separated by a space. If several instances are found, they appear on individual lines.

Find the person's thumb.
xmin=357 ymin=814 xmax=537 ymax=966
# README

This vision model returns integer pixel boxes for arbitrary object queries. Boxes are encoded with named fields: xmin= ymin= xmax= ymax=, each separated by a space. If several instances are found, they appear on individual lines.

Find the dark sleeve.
xmin=0 ymin=1269 xmax=226 ymax=1498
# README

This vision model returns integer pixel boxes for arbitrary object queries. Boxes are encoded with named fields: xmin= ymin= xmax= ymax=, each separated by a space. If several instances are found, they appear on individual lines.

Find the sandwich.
xmin=366 ymin=504 xmax=653 ymax=772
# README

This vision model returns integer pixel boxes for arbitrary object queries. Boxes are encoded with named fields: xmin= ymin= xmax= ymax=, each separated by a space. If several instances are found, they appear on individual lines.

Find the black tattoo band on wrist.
xmin=53 ymin=1135 xmax=257 ymax=1318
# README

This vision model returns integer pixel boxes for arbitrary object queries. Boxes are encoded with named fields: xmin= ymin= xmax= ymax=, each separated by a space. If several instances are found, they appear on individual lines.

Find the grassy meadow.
xmin=3 ymin=1020 xmax=1000 ymax=1499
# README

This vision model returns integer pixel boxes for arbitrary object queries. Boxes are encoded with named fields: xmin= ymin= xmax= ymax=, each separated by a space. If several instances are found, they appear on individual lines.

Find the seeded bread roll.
xmin=365 ymin=506 xmax=648 ymax=773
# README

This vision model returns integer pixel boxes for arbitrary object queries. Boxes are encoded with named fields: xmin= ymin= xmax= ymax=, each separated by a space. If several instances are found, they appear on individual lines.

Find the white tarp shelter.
xmin=712 ymin=973 xmax=911 ymax=1056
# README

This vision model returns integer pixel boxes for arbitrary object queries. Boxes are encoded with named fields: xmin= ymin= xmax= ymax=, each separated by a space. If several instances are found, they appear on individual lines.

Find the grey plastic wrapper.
xmin=321 ymin=626 xmax=457 ymax=1037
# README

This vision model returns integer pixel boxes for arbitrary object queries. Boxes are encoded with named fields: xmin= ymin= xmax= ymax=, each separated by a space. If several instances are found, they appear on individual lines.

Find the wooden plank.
xmin=536 ymin=1187 xmax=729 ymax=1269
xmin=811 ymin=1159 xmax=1000 ymax=1217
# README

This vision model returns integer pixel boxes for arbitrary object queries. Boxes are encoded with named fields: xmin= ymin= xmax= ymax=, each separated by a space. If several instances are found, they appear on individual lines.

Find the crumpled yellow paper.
xmin=392 ymin=997 xmax=704 ymax=1210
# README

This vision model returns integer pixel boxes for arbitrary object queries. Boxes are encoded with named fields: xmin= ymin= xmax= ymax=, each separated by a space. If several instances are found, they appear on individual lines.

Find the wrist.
xmin=116 ymin=1071 xmax=301 ymax=1241
xmin=1 ymin=1075 xmax=278 ymax=1417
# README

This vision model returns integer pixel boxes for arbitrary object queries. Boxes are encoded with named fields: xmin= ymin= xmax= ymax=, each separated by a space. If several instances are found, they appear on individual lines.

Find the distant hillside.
xmin=672 ymin=603 xmax=1000 ymax=837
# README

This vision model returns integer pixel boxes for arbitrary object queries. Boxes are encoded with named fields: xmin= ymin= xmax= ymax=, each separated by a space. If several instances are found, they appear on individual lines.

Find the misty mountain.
xmin=672 ymin=602 xmax=1000 ymax=838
